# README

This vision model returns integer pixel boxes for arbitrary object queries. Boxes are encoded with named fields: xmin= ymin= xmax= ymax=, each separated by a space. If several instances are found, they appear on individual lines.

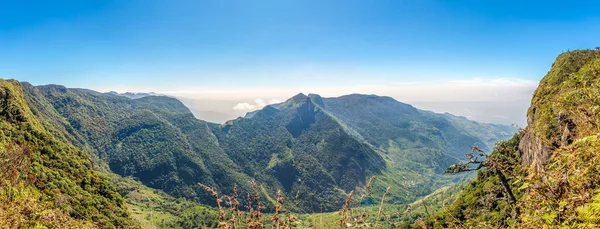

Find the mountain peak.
xmin=279 ymin=93 xmax=312 ymax=109
xmin=292 ymin=92 xmax=307 ymax=99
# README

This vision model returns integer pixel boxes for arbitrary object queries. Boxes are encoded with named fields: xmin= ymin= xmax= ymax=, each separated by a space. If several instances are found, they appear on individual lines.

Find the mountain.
xmin=430 ymin=49 xmax=600 ymax=228
xmin=107 ymin=91 xmax=160 ymax=99
xmin=315 ymin=93 xmax=513 ymax=160
xmin=211 ymin=93 xmax=387 ymax=211
xmin=0 ymin=78 xmax=516 ymax=227
xmin=22 ymin=83 xmax=254 ymax=205
xmin=214 ymin=93 xmax=516 ymax=211
xmin=0 ymin=80 xmax=136 ymax=228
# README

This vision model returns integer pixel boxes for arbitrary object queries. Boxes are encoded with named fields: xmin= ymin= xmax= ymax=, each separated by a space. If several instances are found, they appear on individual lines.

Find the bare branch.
xmin=444 ymin=146 xmax=489 ymax=174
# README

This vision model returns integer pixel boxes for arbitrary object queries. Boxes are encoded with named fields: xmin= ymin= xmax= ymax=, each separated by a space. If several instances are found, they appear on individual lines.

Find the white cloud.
xmin=255 ymin=99 xmax=267 ymax=107
xmin=232 ymin=98 xmax=284 ymax=111
xmin=233 ymin=102 xmax=256 ymax=110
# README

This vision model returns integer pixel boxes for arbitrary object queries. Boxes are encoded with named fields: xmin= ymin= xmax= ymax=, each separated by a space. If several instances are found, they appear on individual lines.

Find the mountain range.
xmin=0 ymin=79 xmax=516 ymax=227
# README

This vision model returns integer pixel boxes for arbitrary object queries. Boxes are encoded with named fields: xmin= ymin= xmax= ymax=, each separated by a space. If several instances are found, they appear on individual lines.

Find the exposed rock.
xmin=518 ymin=127 xmax=551 ymax=167
xmin=518 ymin=49 xmax=600 ymax=167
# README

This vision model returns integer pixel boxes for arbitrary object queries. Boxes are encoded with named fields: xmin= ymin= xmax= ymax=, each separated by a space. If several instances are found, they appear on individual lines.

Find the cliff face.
xmin=430 ymin=50 xmax=600 ymax=228
xmin=519 ymin=50 xmax=600 ymax=167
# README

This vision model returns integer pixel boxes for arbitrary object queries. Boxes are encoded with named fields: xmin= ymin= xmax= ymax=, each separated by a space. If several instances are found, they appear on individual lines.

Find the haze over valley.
xmin=163 ymin=78 xmax=537 ymax=126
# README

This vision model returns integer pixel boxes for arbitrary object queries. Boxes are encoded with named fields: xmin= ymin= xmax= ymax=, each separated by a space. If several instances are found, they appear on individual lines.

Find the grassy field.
xmin=296 ymin=182 xmax=465 ymax=228
xmin=113 ymin=176 xmax=220 ymax=229
xmin=110 ymin=170 xmax=468 ymax=228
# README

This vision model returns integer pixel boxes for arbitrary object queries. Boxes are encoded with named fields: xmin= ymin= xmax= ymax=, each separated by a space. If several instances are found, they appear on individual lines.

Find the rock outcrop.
xmin=519 ymin=50 xmax=600 ymax=167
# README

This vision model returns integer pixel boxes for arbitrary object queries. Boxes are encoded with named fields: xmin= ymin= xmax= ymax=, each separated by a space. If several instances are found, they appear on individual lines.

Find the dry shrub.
xmin=0 ymin=183 xmax=96 ymax=229
xmin=198 ymin=180 xmax=299 ymax=229
xmin=0 ymin=144 xmax=33 ymax=186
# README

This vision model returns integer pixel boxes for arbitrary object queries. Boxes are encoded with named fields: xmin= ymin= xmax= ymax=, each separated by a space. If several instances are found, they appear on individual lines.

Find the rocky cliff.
xmin=519 ymin=50 xmax=600 ymax=167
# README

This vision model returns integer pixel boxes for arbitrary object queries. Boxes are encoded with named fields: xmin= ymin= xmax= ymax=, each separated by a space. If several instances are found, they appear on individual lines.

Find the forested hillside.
xmin=0 ymin=80 xmax=136 ymax=228
xmin=22 ymin=83 xmax=254 ymax=206
xmin=429 ymin=49 xmax=600 ymax=228
xmin=0 ymin=78 xmax=516 ymax=227
xmin=211 ymin=93 xmax=387 ymax=211
xmin=22 ymin=84 xmax=515 ymax=213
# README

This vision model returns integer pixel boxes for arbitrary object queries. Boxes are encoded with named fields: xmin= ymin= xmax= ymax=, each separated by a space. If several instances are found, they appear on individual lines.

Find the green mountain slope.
xmin=431 ymin=112 xmax=517 ymax=150
xmin=22 ymin=84 xmax=254 ymax=206
xmin=317 ymin=94 xmax=513 ymax=157
xmin=0 ymin=80 xmax=136 ymax=228
xmin=430 ymin=49 xmax=600 ymax=228
xmin=211 ymin=93 xmax=386 ymax=211
xmin=229 ymin=93 xmax=516 ymax=211
xmin=313 ymin=93 xmax=516 ymax=205
xmin=10 ymin=81 xmax=516 ymax=218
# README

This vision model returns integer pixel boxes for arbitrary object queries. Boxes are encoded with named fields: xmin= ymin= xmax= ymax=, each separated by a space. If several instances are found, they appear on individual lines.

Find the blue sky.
xmin=1 ymin=0 xmax=599 ymax=125
xmin=2 ymin=0 xmax=599 ymax=90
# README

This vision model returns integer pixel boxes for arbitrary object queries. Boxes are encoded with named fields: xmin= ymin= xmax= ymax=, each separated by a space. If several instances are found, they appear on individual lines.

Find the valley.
xmin=1 ymin=79 xmax=515 ymax=228
xmin=2 ymin=1 xmax=598 ymax=228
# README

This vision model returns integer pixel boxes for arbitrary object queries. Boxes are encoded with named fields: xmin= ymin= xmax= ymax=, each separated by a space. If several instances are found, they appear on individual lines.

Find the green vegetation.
xmin=0 ymin=75 xmax=517 ymax=228
xmin=0 ymin=80 xmax=136 ymax=228
xmin=113 ymin=176 xmax=220 ymax=228
xmin=0 ymin=183 xmax=97 ymax=229
xmin=431 ymin=133 xmax=524 ymax=228
xmin=19 ymin=84 xmax=514 ymax=216
xmin=518 ymin=134 xmax=600 ymax=228
xmin=296 ymin=181 xmax=467 ymax=228
xmin=211 ymin=94 xmax=387 ymax=212
xmin=428 ymin=49 xmax=600 ymax=228
xmin=528 ymin=50 xmax=600 ymax=146
xmin=193 ymin=174 xmax=469 ymax=229
xmin=316 ymin=93 xmax=514 ymax=205
xmin=2 ymin=48 xmax=597 ymax=228
xmin=22 ymin=83 xmax=254 ymax=208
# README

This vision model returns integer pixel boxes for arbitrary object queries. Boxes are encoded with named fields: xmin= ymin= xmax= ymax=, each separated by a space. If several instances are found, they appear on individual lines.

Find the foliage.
xmin=514 ymin=49 xmax=600 ymax=228
xmin=431 ymin=49 xmax=600 ymax=228
xmin=527 ymin=49 xmax=600 ymax=147
xmin=2 ymin=79 xmax=515 ymax=227
xmin=431 ymin=133 xmax=525 ymax=228
xmin=113 ymin=175 xmax=220 ymax=228
xmin=0 ymin=79 xmax=137 ymax=228
xmin=0 ymin=182 xmax=97 ymax=229
xmin=292 ymin=178 xmax=468 ymax=228
xmin=211 ymin=94 xmax=388 ymax=212
xmin=22 ymin=83 xmax=254 ymax=208
xmin=518 ymin=134 xmax=600 ymax=228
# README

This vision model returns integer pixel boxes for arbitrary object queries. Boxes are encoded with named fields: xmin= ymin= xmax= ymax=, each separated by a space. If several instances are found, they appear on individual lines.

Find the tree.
xmin=445 ymin=146 xmax=518 ymax=213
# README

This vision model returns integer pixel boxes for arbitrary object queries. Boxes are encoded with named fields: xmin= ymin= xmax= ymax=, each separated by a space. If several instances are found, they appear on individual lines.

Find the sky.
xmin=1 ymin=0 xmax=600 ymax=125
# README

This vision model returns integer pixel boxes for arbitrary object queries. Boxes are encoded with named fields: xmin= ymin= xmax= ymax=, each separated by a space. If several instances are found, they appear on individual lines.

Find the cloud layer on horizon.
xmin=164 ymin=78 xmax=537 ymax=126
xmin=232 ymin=99 xmax=283 ymax=111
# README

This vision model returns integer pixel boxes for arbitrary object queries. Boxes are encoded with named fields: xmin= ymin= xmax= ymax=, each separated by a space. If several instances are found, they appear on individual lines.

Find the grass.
xmin=194 ymin=175 xmax=466 ymax=228
xmin=113 ymin=176 xmax=220 ymax=229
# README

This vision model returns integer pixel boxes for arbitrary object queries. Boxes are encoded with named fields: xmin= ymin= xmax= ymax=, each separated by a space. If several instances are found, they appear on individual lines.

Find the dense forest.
xmin=21 ymin=82 xmax=515 ymax=214
xmin=0 ymin=80 xmax=135 ymax=228
xmin=0 ymin=74 xmax=517 ymax=227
